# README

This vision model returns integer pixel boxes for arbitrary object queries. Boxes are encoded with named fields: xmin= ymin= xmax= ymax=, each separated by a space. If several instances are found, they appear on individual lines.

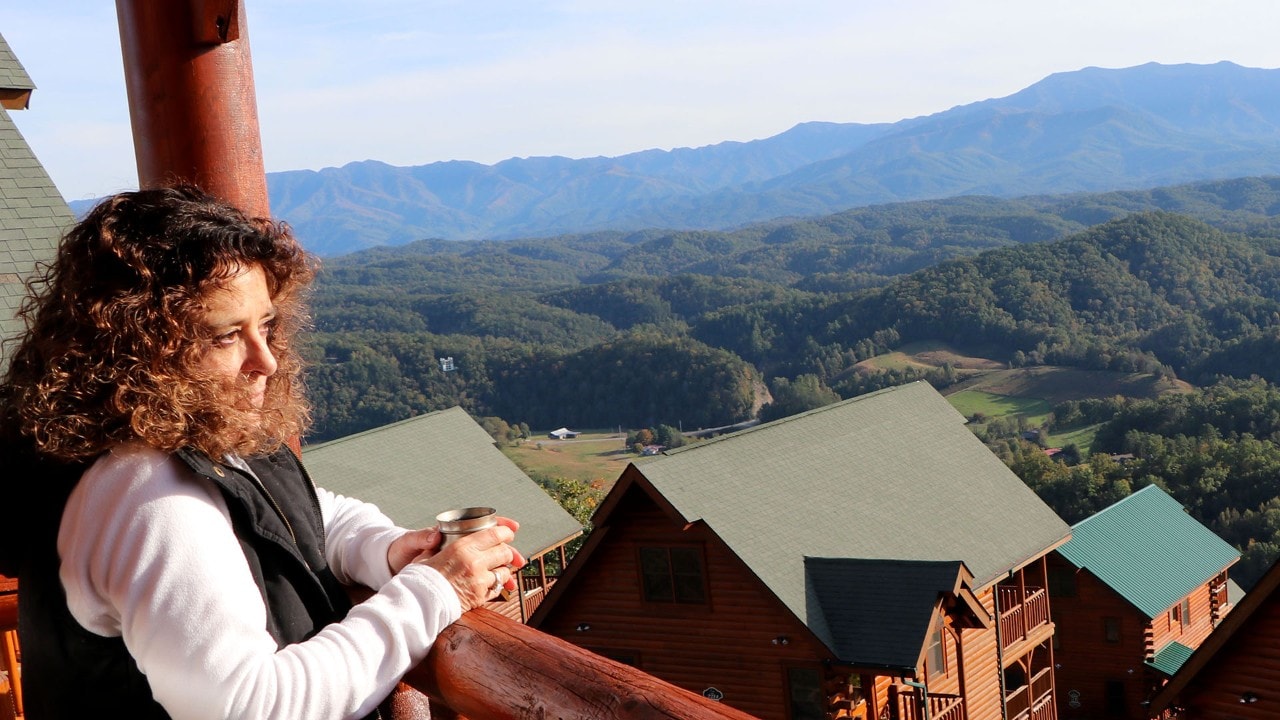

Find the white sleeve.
xmin=317 ymin=486 xmax=405 ymax=590
xmin=59 ymin=445 xmax=462 ymax=720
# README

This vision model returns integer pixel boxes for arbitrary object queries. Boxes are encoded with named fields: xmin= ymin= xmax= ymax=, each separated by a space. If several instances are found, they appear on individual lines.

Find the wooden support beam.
xmin=115 ymin=0 xmax=269 ymax=217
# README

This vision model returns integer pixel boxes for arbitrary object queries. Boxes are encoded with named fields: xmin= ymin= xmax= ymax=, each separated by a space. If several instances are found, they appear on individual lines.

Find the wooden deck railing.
xmin=518 ymin=573 xmax=557 ymax=620
xmin=1006 ymin=667 xmax=1055 ymax=720
xmin=998 ymin=586 xmax=1050 ymax=650
xmin=890 ymin=688 xmax=964 ymax=720
xmin=404 ymin=608 xmax=759 ymax=719
xmin=929 ymin=692 xmax=965 ymax=720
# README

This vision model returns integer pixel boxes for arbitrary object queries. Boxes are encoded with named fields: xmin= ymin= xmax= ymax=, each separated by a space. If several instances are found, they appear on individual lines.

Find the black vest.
xmin=11 ymin=445 xmax=371 ymax=719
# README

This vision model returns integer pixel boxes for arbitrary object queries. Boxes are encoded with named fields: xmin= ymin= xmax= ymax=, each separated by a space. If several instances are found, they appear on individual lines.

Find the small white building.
xmin=547 ymin=428 xmax=580 ymax=439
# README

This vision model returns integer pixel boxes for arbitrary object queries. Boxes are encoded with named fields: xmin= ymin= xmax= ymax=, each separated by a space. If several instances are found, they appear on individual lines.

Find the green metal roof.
xmin=632 ymin=382 xmax=1071 ymax=653
xmin=1146 ymin=641 xmax=1194 ymax=676
xmin=0 ymin=35 xmax=73 ymax=373
xmin=1057 ymin=485 xmax=1240 ymax=619
xmin=303 ymin=407 xmax=583 ymax=558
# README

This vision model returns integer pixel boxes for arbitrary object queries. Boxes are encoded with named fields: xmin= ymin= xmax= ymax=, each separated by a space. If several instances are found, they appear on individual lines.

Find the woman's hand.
xmin=387 ymin=526 xmax=443 ymax=576
xmin=399 ymin=517 xmax=526 ymax=611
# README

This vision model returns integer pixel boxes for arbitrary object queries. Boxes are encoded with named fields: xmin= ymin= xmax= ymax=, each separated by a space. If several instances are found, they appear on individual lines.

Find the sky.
xmin=3 ymin=1 xmax=1280 ymax=202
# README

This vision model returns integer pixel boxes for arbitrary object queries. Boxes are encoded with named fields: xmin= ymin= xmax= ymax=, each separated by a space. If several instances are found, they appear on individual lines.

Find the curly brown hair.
xmin=1 ymin=185 xmax=315 ymax=461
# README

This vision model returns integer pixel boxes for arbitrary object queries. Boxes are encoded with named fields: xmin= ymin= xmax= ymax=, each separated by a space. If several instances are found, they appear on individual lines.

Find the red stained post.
xmin=115 ymin=0 xmax=269 ymax=217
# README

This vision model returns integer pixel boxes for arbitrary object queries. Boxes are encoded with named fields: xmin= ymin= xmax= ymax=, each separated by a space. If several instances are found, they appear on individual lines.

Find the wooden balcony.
xmin=1006 ymin=666 xmax=1055 ymax=720
xmin=998 ymin=586 xmax=1053 ymax=657
xmin=889 ymin=688 xmax=965 ymax=720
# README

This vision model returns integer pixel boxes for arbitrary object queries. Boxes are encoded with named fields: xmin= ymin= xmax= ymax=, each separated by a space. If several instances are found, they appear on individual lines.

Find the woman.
xmin=0 ymin=186 xmax=523 ymax=719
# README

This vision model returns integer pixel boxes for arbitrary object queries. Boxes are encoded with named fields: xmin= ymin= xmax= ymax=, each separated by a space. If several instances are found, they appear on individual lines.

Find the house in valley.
xmin=531 ymin=382 xmax=1073 ymax=720
xmin=1047 ymin=486 xmax=1240 ymax=720
xmin=303 ymin=407 xmax=585 ymax=623
xmin=1147 ymin=555 xmax=1280 ymax=719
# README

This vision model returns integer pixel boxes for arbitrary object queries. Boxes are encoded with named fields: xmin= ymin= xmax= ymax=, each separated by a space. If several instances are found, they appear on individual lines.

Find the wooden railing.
xmin=1006 ymin=667 xmax=1054 ymax=720
xmin=518 ymin=573 xmax=557 ymax=619
xmin=998 ymin=586 xmax=1050 ymax=650
xmin=1009 ymin=689 xmax=1055 ymax=720
xmin=404 ymin=608 xmax=759 ymax=719
xmin=890 ymin=688 xmax=964 ymax=720
xmin=930 ymin=692 xmax=965 ymax=720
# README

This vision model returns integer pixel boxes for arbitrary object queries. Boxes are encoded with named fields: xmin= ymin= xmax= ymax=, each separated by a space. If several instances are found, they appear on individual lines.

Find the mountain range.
xmin=71 ymin=61 xmax=1280 ymax=255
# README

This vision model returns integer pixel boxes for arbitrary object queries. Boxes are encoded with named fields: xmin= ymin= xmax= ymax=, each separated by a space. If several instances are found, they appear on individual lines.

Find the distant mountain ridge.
xmin=70 ymin=61 xmax=1280 ymax=255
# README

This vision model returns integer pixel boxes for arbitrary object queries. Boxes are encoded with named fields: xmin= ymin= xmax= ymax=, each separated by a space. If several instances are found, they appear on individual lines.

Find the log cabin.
xmin=0 ymin=31 xmax=76 ymax=720
xmin=1146 ymin=555 xmax=1280 ymax=719
xmin=1047 ymin=486 xmax=1239 ymax=720
xmin=531 ymin=381 xmax=1073 ymax=720
xmin=302 ymin=406 xmax=585 ymax=623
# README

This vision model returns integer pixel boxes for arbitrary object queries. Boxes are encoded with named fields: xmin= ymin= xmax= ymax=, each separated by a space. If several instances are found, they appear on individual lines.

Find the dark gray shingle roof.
xmin=807 ymin=557 xmax=965 ymax=671
xmin=633 ymin=382 xmax=1071 ymax=636
xmin=0 ymin=37 xmax=73 ymax=372
xmin=303 ymin=406 xmax=583 ymax=558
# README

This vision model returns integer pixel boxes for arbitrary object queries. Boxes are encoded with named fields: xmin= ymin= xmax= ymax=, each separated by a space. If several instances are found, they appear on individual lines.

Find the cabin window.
xmin=1047 ymin=566 xmax=1076 ymax=597
xmin=1181 ymin=597 xmax=1191 ymax=628
xmin=785 ymin=666 xmax=825 ymax=720
xmin=926 ymin=618 xmax=947 ymax=678
xmin=1103 ymin=616 xmax=1121 ymax=644
xmin=639 ymin=546 xmax=707 ymax=604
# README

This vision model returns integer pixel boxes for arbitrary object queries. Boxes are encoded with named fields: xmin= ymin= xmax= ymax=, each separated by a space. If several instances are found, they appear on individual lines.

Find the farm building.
xmin=1047 ymin=486 xmax=1239 ymax=720
xmin=532 ymin=381 xmax=1072 ymax=720
xmin=548 ymin=428 xmax=581 ymax=439
xmin=304 ymin=406 xmax=585 ymax=623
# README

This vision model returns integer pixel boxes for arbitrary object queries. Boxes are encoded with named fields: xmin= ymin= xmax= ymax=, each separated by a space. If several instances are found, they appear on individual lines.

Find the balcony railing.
xmin=998 ymin=586 xmax=1051 ymax=651
xmin=1006 ymin=667 xmax=1055 ymax=720
xmin=930 ymin=693 xmax=965 ymax=720
xmin=890 ymin=689 xmax=964 ymax=720
xmin=518 ymin=573 xmax=556 ymax=620
xmin=404 ymin=607 xmax=759 ymax=719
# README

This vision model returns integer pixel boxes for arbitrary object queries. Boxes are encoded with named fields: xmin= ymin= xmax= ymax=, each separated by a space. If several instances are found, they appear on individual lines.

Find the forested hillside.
xmin=305 ymin=176 xmax=1280 ymax=587
xmin=307 ymin=179 xmax=1280 ymax=440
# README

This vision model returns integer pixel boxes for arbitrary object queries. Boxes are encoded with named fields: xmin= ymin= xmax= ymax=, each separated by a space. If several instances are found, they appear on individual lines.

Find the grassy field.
xmin=947 ymin=390 xmax=1054 ymax=426
xmin=500 ymin=431 xmax=635 ymax=486
xmin=498 ymin=343 xmax=1191 ymax=480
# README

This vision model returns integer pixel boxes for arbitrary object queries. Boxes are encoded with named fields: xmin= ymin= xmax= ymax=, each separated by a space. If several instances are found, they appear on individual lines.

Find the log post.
xmin=115 ymin=0 xmax=269 ymax=217
xmin=405 ymin=608 xmax=759 ymax=719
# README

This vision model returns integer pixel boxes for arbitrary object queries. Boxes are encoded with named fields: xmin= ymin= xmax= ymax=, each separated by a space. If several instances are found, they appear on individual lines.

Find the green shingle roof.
xmin=0 ymin=33 xmax=73 ymax=373
xmin=303 ymin=407 xmax=583 ymax=558
xmin=1057 ymin=485 xmax=1240 ymax=619
xmin=1146 ymin=640 xmax=1194 ymax=676
xmin=633 ymin=382 xmax=1071 ymax=651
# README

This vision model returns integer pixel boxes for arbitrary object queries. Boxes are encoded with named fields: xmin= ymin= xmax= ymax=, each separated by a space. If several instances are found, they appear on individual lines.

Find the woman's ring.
xmin=490 ymin=569 xmax=503 ymax=596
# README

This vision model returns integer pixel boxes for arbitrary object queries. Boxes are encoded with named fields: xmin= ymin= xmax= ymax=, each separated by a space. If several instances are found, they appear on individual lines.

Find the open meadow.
xmin=500 ymin=430 xmax=635 ymax=487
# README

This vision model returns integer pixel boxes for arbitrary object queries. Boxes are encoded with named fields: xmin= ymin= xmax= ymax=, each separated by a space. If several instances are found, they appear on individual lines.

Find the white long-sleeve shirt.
xmin=58 ymin=442 xmax=462 ymax=720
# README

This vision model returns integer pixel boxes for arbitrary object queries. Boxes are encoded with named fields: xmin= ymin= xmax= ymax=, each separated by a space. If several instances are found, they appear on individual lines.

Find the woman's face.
xmin=197 ymin=265 xmax=278 ymax=410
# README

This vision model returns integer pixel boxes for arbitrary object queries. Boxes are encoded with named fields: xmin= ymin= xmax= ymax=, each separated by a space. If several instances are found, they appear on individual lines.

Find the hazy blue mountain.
xmin=86 ymin=61 xmax=1280 ymax=255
